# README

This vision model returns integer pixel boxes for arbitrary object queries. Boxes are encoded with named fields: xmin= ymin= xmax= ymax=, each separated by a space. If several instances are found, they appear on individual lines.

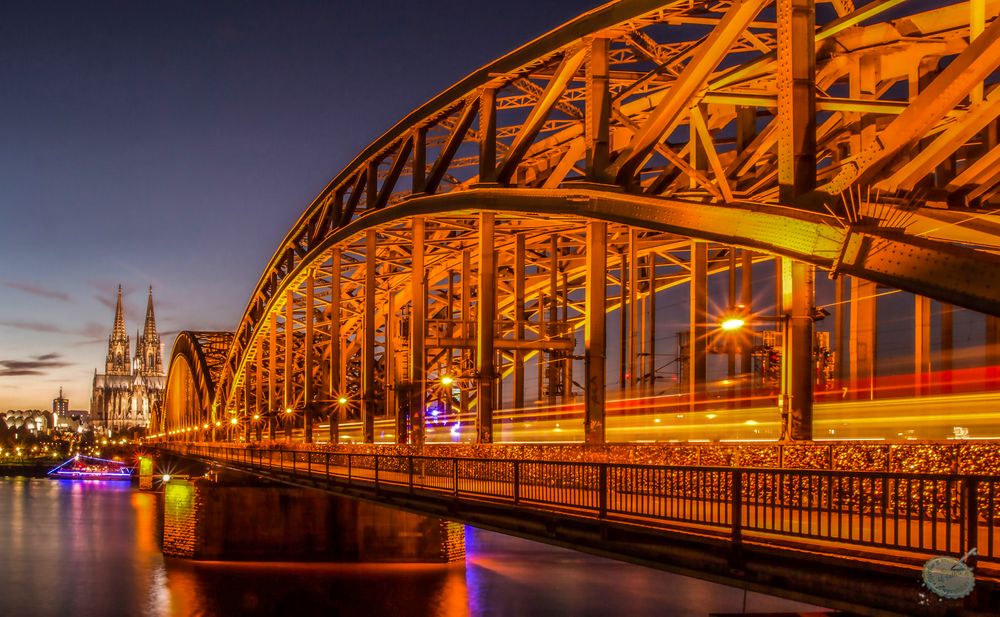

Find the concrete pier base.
xmin=162 ymin=478 xmax=464 ymax=562
xmin=138 ymin=455 xmax=154 ymax=490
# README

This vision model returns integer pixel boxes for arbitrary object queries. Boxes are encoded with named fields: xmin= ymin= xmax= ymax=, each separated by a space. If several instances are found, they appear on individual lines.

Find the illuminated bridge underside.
xmin=162 ymin=332 xmax=233 ymax=434
xmin=160 ymin=0 xmax=1000 ymax=441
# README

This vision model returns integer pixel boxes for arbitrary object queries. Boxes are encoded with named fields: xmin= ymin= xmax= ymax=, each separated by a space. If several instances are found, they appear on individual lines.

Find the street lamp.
xmin=720 ymin=316 xmax=745 ymax=331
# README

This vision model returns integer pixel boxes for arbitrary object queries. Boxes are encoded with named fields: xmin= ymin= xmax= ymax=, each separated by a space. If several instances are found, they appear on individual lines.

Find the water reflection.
xmin=0 ymin=477 xmax=825 ymax=617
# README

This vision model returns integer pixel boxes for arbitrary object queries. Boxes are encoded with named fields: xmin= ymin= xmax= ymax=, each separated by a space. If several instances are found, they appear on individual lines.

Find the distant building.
xmin=91 ymin=286 xmax=165 ymax=433
xmin=1 ymin=410 xmax=49 ymax=433
xmin=52 ymin=387 xmax=69 ymax=427
xmin=59 ymin=410 xmax=92 ymax=434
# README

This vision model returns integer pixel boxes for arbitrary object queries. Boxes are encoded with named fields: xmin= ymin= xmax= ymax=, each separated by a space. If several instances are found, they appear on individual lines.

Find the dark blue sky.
xmin=0 ymin=0 xmax=585 ymax=408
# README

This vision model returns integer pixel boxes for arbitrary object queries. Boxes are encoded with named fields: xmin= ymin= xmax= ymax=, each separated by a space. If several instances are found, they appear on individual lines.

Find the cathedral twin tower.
xmin=91 ymin=285 xmax=165 ymax=434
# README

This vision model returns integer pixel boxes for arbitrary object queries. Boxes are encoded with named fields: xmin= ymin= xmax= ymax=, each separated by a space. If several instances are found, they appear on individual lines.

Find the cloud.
xmin=0 ymin=320 xmax=108 ymax=343
xmin=0 ymin=281 xmax=71 ymax=302
xmin=0 ymin=353 xmax=71 ymax=377
xmin=0 ymin=320 xmax=67 ymax=334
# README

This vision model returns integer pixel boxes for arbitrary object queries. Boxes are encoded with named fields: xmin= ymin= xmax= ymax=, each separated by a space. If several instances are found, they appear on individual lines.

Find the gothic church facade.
xmin=91 ymin=286 xmax=165 ymax=433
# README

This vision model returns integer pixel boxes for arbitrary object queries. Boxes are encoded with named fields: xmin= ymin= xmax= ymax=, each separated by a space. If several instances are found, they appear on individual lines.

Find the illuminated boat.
xmin=47 ymin=454 xmax=134 ymax=481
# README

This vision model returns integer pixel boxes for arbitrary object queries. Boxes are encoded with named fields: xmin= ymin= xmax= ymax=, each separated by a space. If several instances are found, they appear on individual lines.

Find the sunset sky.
xmin=0 ymin=0 xmax=584 ymax=410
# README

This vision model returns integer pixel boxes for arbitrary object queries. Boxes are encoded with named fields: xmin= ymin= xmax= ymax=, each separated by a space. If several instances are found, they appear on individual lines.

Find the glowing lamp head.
xmin=285 ymin=408 xmax=293 ymax=415
xmin=338 ymin=397 xmax=348 ymax=405
xmin=440 ymin=375 xmax=454 ymax=386
xmin=161 ymin=474 xmax=171 ymax=483
xmin=215 ymin=421 xmax=222 ymax=428
xmin=202 ymin=424 xmax=209 ymax=429
xmin=229 ymin=417 xmax=238 ymax=426
xmin=720 ymin=317 xmax=745 ymax=332
xmin=252 ymin=414 xmax=260 ymax=421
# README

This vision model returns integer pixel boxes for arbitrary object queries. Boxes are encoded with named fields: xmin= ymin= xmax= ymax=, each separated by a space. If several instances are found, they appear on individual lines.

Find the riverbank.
xmin=0 ymin=462 xmax=53 ymax=477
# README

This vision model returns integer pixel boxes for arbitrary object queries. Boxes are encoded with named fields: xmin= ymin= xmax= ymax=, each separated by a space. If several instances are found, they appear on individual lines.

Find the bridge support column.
xmin=740 ymin=250 xmax=753 ymax=405
xmin=834 ymin=275 xmax=846 ymax=386
xmin=513 ymin=233 xmax=526 ymax=409
xmin=776 ymin=0 xmax=816 ymax=202
xmin=409 ymin=218 xmax=426 ymax=445
xmin=362 ymin=230 xmax=377 ymax=444
xmin=330 ymin=249 xmax=342 ymax=445
xmin=689 ymin=241 xmax=708 ymax=409
xmin=585 ymin=36 xmax=611 ymax=182
xmin=850 ymin=277 xmax=877 ymax=400
xmin=780 ymin=260 xmax=814 ymax=441
xmin=304 ymin=268 xmax=315 ymax=444
xmin=915 ymin=296 xmax=931 ymax=395
xmin=477 ymin=212 xmax=496 ymax=443
xmin=585 ymin=221 xmax=607 ymax=444
xmin=284 ymin=289 xmax=294 ymax=440
xmin=629 ymin=230 xmax=639 ymax=393
xmin=255 ymin=344 xmax=263 ymax=441
xmin=162 ymin=477 xmax=464 ymax=563
xmin=269 ymin=312 xmax=277 ymax=441
xmin=243 ymin=381 xmax=251 ymax=442
xmin=647 ymin=254 xmax=657 ymax=392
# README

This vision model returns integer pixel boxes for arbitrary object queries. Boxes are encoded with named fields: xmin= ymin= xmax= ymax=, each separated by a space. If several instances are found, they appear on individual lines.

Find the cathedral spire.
xmin=112 ymin=285 xmax=127 ymax=340
xmin=143 ymin=286 xmax=158 ymax=339
xmin=137 ymin=286 xmax=164 ymax=377
xmin=105 ymin=285 xmax=131 ymax=375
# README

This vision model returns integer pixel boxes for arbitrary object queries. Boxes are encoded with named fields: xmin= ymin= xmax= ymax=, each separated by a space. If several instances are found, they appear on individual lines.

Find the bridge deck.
xmin=159 ymin=443 xmax=1000 ymax=616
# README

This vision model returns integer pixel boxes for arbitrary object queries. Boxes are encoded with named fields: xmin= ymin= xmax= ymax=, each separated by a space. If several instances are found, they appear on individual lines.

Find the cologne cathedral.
xmin=91 ymin=286 xmax=165 ymax=433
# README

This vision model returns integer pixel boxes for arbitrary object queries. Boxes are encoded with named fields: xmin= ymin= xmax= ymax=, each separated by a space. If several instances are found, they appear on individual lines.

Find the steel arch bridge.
xmin=157 ymin=0 xmax=1000 ymax=446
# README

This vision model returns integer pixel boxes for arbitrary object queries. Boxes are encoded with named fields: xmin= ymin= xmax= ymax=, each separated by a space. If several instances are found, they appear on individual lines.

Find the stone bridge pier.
xmin=160 ymin=473 xmax=465 ymax=563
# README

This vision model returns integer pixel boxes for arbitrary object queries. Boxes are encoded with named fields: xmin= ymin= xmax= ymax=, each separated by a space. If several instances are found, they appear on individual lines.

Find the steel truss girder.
xmin=167 ymin=0 xmax=1000 ymax=431
xmin=208 ymin=187 xmax=999 ymax=420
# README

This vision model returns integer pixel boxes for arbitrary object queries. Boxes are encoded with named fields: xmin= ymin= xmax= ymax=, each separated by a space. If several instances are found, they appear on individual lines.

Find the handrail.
xmin=160 ymin=443 xmax=999 ymax=569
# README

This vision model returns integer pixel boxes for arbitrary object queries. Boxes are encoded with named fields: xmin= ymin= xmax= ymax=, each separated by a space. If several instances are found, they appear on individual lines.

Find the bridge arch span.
xmin=160 ymin=0 xmax=1000 ymax=444
xmin=158 ymin=331 xmax=234 ymax=437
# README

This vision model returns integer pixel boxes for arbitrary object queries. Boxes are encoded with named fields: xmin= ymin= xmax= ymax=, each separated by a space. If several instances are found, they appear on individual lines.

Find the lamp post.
xmin=718 ymin=296 xmax=824 ymax=441
xmin=284 ymin=408 xmax=294 ymax=443
xmin=228 ymin=416 xmax=238 ymax=443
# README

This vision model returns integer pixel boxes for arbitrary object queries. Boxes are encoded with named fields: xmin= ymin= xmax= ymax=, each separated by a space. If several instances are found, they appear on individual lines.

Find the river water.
xmin=0 ymin=476 xmax=826 ymax=617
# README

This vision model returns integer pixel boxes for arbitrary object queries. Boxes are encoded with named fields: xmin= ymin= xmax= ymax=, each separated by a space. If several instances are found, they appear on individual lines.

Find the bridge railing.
xmin=174 ymin=443 xmax=998 ymax=567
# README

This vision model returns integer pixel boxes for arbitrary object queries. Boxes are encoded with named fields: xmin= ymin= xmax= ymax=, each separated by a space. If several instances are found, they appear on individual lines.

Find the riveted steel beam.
xmin=613 ymin=0 xmax=769 ymax=183
xmin=825 ymin=16 xmax=1000 ymax=194
xmin=584 ymin=221 xmax=607 ymax=444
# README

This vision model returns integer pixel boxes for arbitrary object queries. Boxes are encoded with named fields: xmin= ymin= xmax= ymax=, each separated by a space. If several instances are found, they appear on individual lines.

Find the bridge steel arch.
xmin=160 ymin=0 xmax=1000 ymax=445
xmin=158 ymin=331 xmax=234 ymax=438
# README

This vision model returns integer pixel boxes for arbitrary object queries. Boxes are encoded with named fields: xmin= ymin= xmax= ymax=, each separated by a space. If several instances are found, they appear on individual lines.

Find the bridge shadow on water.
xmin=162 ymin=526 xmax=826 ymax=617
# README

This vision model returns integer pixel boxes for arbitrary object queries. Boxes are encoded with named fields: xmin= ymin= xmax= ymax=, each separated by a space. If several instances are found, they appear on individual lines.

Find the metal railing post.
xmin=513 ymin=461 xmax=520 ymax=506
xmin=408 ymin=456 xmax=414 ymax=494
xmin=374 ymin=455 xmax=380 ymax=495
xmin=966 ymin=477 xmax=979 ymax=568
xmin=348 ymin=453 xmax=352 ymax=484
xmin=599 ymin=464 xmax=608 ymax=518
xmin=453 ymin=458 xmax=459 ymax=497
xmin=731 ymin=470 xmax=744 ymax=568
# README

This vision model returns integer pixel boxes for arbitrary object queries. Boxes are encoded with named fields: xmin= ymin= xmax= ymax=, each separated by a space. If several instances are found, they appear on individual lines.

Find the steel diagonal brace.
xmin=497 ymin=45 xmax=588 ymax=184
xmin=611 ymin=0 xmax=770 ymax=184
xmin=879 ymin=84 xmax=1000 ymax=192
xmin=824 ymin=15 xmax=1000 ymax=194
